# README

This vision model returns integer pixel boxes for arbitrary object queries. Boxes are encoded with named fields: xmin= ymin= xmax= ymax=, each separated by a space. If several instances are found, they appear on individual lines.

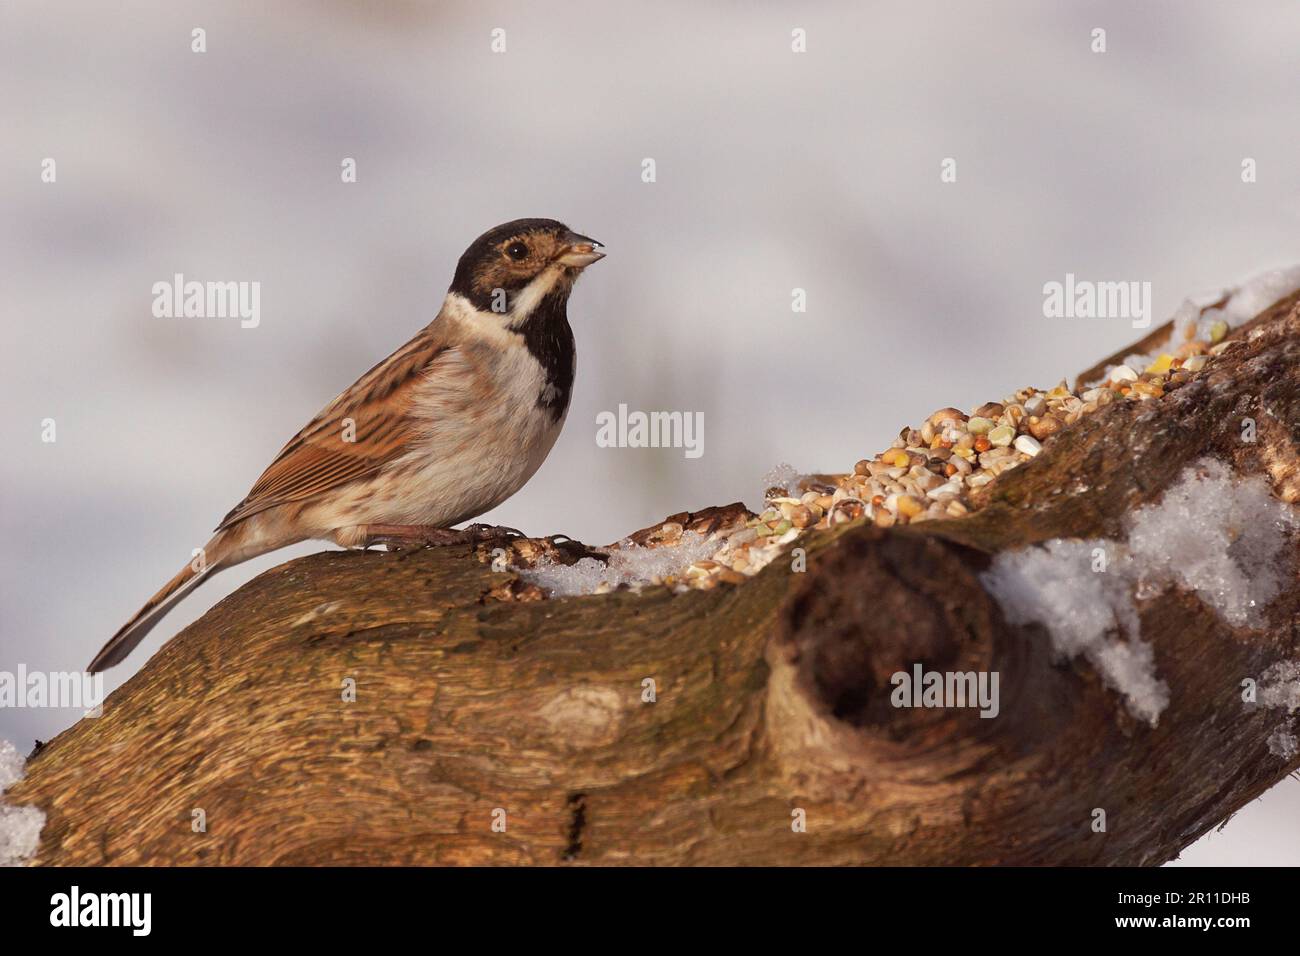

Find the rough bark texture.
xmin=11 ymin=290 xmax=1300 ymax=866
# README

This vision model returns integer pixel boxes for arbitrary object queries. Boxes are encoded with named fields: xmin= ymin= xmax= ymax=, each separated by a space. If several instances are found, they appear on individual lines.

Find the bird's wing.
xmin=216 ymin=325 xmax=458 ymax=530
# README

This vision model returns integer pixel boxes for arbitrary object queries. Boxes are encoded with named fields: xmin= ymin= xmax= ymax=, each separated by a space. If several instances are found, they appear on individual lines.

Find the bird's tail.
xmin=87 ymin=531 xmax=237 ymax=673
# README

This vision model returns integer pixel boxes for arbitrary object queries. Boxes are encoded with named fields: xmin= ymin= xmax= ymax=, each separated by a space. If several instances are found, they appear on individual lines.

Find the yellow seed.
xmin=1145 ymin=353 xmax=1174 ymax=375
xmin=896 ymin=495 xmax=924 ymax=518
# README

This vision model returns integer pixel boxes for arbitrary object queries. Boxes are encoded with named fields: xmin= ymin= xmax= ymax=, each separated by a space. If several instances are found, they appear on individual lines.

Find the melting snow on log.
xmin=760 ymin=462 xmax=806 ymax=501
xmin=982 ymin=458 xmax=1297 ymax=727
xmin=520 ymin=531 xmax=719 ymax=597
xmin=1258 ymin=661 xmax=1300 ymax=759
xmin=1112 ymin=266 xmax=1300 ymax=377
xmin=0 ymin=739 xmax=44 ymax=866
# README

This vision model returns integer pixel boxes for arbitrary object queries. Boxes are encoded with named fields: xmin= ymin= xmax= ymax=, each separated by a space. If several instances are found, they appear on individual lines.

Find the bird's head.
xmin=448 ymin=218 xmax=604 ymax=322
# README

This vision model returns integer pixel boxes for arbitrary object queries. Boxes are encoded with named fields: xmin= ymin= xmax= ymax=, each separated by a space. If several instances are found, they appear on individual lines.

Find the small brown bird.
xmin=89 ymin=218 xmax=604 ymax=672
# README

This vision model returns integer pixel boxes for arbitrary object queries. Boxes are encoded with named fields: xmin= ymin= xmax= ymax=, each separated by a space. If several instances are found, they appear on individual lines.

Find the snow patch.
xmin=0 ymin=740 xmax=45 ymax=867
xmin=981 ymin=458 xmax=1297 ymax=726
xmin=982 ymin=538 xmax=1169 ymax=725
xmin=761 ymin=462 xmax=804 ymax=500
xmin=1258 ymin=660 xmax=1300 ymax=714
xmin=1126 ymin=459 xmax=1295 ymax=627
xmin=1110 ymin=266 xmax=1300 ymax=377
xmin=1258 ymin=661 xmax=1300 ymax=761
xmin=519 ymin=531 xmax=718 ymax=597
xmin=1266 ymin=726 xmax=1298 ymax=760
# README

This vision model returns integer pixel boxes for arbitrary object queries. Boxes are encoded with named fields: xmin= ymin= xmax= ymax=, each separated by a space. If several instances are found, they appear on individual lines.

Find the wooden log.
xmin=10 ymin=290 xmax=1300 ymax=865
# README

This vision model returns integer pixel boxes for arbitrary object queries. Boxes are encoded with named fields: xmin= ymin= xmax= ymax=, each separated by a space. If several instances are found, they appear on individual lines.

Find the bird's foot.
xmin=461 ymin=522 xmax=526 ymax=543
xmin=361 ymin=523 xmax=525 ymax=552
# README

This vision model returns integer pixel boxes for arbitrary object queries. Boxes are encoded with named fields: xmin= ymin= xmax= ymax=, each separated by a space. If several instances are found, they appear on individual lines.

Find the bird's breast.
xmin=377 ymin=339 xmax=571 ymax=526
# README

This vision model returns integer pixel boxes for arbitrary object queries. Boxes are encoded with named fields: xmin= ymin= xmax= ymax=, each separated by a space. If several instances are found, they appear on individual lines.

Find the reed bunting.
xmin=89 ymin=218 xmax=604 ymax=672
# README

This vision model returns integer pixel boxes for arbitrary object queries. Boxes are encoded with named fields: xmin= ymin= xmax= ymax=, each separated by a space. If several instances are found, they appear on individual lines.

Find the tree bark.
xmin=10 ymin=289 xmax=1300 ymax=866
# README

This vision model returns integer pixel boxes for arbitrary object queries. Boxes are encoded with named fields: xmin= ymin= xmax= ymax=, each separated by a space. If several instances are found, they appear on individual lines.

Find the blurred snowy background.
xmin=2 ymin=0 xmax=1298 ymax=864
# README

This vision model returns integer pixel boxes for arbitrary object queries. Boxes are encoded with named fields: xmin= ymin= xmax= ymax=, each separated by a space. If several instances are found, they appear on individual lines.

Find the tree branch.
xmin=11 ymin=288 xmax=1300 ymax=865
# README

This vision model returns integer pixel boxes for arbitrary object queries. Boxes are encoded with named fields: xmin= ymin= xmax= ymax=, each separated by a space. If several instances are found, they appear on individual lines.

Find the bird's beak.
xmin=556 ymin=232 xmax=606 ymax=268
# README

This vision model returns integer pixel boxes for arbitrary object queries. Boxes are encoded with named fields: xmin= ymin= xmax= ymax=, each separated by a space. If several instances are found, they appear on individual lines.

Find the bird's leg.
xmin=358 ymin=523 xmax=525 ymax=552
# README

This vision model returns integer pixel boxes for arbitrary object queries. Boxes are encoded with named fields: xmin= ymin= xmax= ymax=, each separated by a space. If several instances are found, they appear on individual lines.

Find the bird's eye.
xmin=506 ymin=241 xmax=529 ymax=261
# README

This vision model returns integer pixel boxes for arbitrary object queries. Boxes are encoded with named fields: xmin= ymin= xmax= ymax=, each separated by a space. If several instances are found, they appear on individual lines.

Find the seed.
xmin=926 ymin=481 xmax=962 ymax=500
xmin=896 ymin=494 xmax=924 ymax=518
xmin=914 ymin=471 xmax=943 ymax=491
xmin=830 ymin=499 xmax=865 ymax=525
xmin=1027 ymin=414 xmax=1062 ymax=440
xmin=1183 ymin=355 xmax=1207 ymax=372
xmin=974 ymin=402 xmax=1004 ymax=418
xmin=944 ymin=462 xmax=957 ymax=477
xmin=928 ymin=407 xmax=967 ymax=427
xmin=1145 ymin=353 xmax=1174 ymax=375
xmin=987 ymin=425 xmax=1015 ymax=447
xmin=873 ymin=509 xmax=895 ymax=528
xmin=1209 ymin=320 xmax=1228 ymax=343
xmin=1014 ymin=434 xmax=1042 ymax=456
xmin=967 ymin=416 xmax=995 ymax=435
xmin=973 ymin=436 xmax=991 ymax=453
xmin=854 ymin=459 xmax=871 ymax=476
xmin=789 ymin=504 xmax=815 ymax=528
xmin=1108 ymin=365 xmax=1138 ymax=383
xmin=1023 ymin=395 xmax=1046 ymax=416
